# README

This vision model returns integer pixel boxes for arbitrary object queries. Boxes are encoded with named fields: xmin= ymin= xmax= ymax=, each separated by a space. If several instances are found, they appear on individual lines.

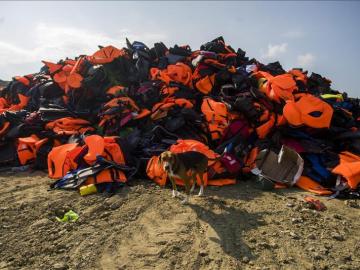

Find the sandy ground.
xmin=0 ymin=171 xmax=359 ymax=270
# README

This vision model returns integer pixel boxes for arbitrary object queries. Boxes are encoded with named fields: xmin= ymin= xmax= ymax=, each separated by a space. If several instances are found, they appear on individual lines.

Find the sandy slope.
xmin=0 ymin=172 xmax=359 ymax=270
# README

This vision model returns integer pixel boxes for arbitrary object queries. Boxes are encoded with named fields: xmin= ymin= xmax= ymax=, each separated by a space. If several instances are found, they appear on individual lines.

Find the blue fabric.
xmin=305 ymin=154 xmax=332 ymax=184
xmin=333 ymin=101 xmax=353 ymax=110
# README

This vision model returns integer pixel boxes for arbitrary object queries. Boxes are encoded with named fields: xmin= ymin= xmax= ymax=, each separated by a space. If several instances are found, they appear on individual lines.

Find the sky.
xmin=0 ymin=1 xmax=359 ymax=96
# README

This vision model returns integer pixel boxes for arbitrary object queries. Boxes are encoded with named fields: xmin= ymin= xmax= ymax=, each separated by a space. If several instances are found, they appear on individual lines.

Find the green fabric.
xmin=56 ymin=210 xmax=79 ymax=222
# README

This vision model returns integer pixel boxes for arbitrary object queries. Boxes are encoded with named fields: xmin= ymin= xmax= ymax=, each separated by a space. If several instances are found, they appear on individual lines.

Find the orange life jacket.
xmin=194 ymin=74 xmax=216 ymax=95
xmin=150 ymin=63 xmax=193 ymax=87
xmin=332 ymin=151 xmax=360 ymax=189
xmin=7 ymin=94 xmax=29 ymax=111
xmin=202 ymin=58 xmax=228 ymax=69
xmin=283 ymin=94 xmax=333 ymax=128
xmin=88 ymin=45 xmax=127 ymax=64
xmin=45 ymin=117 xmax=94 ymax=135
xmin=242 ymin=147 xmax=259 ymax=173
xmin=207 ymin=159 xmax=236 ymax=186
xmin=0 ymin=121 xmax=10 ymax=136
xmin=48 ymin=143 xmax=81 ymax=179
xmin=169 ymin=139 xmax=219 ymax=163
xmin=99 ymin=97 xmax=149 ymax=127
xmin=14 ymin=76 xmax=30 ymax=86
xmin=42 ymin=61 xmax=63 ymax=74
xmin=276 ymin=114 xmax=287 ymax=126
xmin=106 ymin=85 xmax=125 ymax=96
xmin=201 ymin=98 xmax=229 ymax=140
xmin=103 ymin=96 xmax=140 ymax=112
xmin=135 ymin=109 xmax=151 ymax=119
xmin=54 ymin=71 xmax=82 ymax=93
xmin=160 ymin=85 xmax=179 ymax=96
xmin=218 ymin=52 xmax=238 ymax=62
xmin=17 ymin=135 xmax=39 ymax=165
xmin=288 ymin=69 xmax=307 ymax=84
xmin=0 ymin=97 xmax=9 ymax=110
xmin=83 ymin=135 xmax=128 ymax=185
xmin=84 ymin=167 xmax=127 ymax=185
xmin=0 ymin=80 xmax=30 ymax=112
xmin=17 ymin=135 xmax=37 ymax=165
xmin=256 ymin=113 xmax=275 ymax=139
xmin=99 ymin=136 xmax=126 ymax=165
xmin=0 ymin=76 xmax=31 ymax=112
xmin=146 ymin=155 xmax=168 ymax=186
xmin=17 ymin=135 xmax=52 ymax=166
xmin=192 ymin=56 xmax=236 ymax=94
xmin=47 ymin=58 xmax=84 ymax=93
xmin=83 ymin=135 xmax=126 ymax=166
xmin=83 ymin=135 xmax=105 ymax=165
xmin=295 ymin=176 xmax=333 ymax=195
xmin=255 ymin=71 xmax=297 ymax=103
xmin=208 ymin=178 xmax=236 ymax=186
xmin=48 ymin=136 xmax=126 ymax=180
xmin=151 ymin=98 xmax=193 ymax=120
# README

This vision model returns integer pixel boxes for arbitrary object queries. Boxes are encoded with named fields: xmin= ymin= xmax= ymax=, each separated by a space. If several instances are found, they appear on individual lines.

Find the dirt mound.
xmin=0 ymin=173 xmax=359 ymax=270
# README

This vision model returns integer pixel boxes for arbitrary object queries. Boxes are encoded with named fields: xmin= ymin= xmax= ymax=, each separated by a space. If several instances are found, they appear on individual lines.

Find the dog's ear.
xmin=158 ymin=154 xmax=163 ymax=165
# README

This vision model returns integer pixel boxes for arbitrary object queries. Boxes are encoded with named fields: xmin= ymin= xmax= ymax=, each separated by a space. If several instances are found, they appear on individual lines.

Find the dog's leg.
xmin=197 ymin=172 xmax=205 ymax=197
xmin=190 ymin=183 xmax=195 ymax=193
xmin=190 ymin=171 xmax=196 ymax=193
xmin=169 ymin=176 xmax=179 ymax=198
xmin=181 ymin=177 xmax=191 ymax=204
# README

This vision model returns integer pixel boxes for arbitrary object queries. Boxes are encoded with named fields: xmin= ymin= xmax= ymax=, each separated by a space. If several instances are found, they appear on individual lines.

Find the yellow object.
xmin=79 ymin=184 xmax=97 ymax=196
xmin=321 ymin=93 xmax=343 ymax=101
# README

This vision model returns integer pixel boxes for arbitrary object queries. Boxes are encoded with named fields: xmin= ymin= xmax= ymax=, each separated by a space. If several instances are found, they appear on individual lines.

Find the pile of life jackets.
xmin=0 ymin=36 xmax=359 ymax=199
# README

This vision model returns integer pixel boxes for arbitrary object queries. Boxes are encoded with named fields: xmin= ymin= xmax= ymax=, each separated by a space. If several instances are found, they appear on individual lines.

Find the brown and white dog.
xmin=159 ymin=151 xmax=208 ymax=204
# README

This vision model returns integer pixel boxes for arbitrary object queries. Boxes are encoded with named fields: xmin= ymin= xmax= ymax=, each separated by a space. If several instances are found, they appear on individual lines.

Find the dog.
xmin=159 ymin=151 xmax=208 ymax=204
